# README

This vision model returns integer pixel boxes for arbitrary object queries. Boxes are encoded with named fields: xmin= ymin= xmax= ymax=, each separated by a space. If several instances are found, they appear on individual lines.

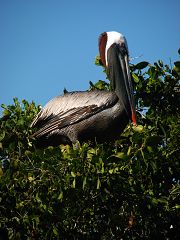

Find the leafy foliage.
xmin=0 ymin=51 xmax=180 ymax=239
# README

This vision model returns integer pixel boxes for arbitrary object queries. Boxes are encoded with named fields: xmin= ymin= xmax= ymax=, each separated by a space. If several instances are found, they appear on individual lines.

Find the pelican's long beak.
xmin=107 ymin=43 xmax=137 ymax=125
xmin=119 ymin=49 xmax=136 ymax=125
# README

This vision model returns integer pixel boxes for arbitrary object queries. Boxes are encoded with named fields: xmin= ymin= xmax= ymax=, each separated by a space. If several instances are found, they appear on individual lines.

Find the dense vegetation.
xmin=0 ymin=51 xmax=180 ymax=239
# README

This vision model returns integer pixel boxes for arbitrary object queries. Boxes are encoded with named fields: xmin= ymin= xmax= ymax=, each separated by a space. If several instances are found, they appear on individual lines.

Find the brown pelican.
xmin=31 ymin=31 xmax=136 ymax=146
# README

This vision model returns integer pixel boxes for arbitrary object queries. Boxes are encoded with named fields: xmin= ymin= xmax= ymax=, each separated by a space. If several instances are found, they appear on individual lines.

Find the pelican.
xmin=31 ymin=31 xmax=136 ymax=146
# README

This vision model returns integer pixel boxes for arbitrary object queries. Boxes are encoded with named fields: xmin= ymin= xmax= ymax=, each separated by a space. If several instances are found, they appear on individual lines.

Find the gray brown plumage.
xmin=31 ymin=31 xmax=136 ymax=146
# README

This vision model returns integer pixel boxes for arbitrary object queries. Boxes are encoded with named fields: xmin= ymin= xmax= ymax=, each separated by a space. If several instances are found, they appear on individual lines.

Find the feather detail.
xmin=31 ymin=90 xmax=118 ymax=138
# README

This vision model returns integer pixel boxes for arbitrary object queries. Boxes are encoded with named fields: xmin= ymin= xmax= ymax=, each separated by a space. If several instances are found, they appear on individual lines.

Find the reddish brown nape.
xmin=99 ymin=32 xmax=107 ymax=67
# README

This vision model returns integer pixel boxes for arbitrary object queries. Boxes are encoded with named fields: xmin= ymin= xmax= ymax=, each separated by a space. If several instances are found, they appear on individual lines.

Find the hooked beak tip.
xmin=131 ymin=110 xmax=137 ymax=126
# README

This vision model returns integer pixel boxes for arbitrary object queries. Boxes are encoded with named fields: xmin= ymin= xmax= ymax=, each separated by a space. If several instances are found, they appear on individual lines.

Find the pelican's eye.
xmin=117 ymin=44 xmax=128 ymax=57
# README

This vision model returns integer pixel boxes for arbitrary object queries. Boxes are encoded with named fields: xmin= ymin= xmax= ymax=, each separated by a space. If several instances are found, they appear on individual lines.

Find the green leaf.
xmin=151 ymin=197 xmax=159 ymax=205
xmin=17 ymin=118 xmax=24 ymax=126
xmin=0 ymin=167 xmax=3 ymax=178
xmin=72 ymin=178 xmax=76 ymax=188
xmin=1 ymin=103 xmax=6 ymax=109
xmin=173 ymin=65 xmax=180 ymax=77
xmin=132 ymin=125 xmax=143 ymax=132
xmin=97 ymin=177 xmax=101 ymax=189
xmin=135 ymin=61 xmax=149 ymax=70
xmin=3 ymin=109 xmax=11 ymax=117
xmin=174 ymin=61 xmax=180 ymax=68
xmin=158 ymin=60 xmax=163 ymax=67
xmin=28 ymin=176 xmax=34 ymax=182
xmin=83 ymin=177 xmax=87 ymax=190
xmin=71 ymin=171 xmax=76 ymax=177
xmin=94 ymin=55 xmax=102 ymax=66
xmin=132 ymin=73 xmax=140 ymax=83
xmin=173 ymin=205 xmax=180 ymax=209
xmin=150 ymin=160 xmax=157 ymax=174
xmin=170 ymin=186 xmax=180 ymax=195
xmin=127 ymin=146 xmax=132 ymax=155
xmin=58 ymin=192 xmax=63 ymax=200
xmin=157 ymin=197 xmax=168 ymax=205
xmin=140 ymin=148 xmax=145 ymax=161
xmin=53 ymin=226 xmax=58 ymax=236
xmin=113 ymin=152 xmax=125 ymax=159
xmin=0 ymin=131 xmax=5 ymax=141
xmin=13 ymin=97 xmax=19 ymax=106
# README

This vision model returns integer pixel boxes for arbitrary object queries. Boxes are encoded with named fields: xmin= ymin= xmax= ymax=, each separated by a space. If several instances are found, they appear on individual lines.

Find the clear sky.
xmin=0 ymin=0 xmax=180 ymax=112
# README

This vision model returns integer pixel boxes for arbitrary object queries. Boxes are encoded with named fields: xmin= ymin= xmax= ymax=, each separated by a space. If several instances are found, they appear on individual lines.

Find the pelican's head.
xmin=99 ymin=31 xmax=136 ymax=125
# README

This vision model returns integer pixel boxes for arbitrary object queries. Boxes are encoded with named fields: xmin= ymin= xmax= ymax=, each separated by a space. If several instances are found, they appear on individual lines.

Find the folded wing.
xmin=31 ymin=90 xmax=118 ymax=138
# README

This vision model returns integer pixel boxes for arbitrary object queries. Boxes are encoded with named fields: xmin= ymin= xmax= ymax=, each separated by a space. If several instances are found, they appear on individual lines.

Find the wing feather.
xmin=31 ymin=90 xmax=118 ymax=138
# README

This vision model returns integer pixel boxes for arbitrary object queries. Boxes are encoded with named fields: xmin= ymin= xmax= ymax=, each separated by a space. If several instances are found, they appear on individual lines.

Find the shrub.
xmin=0 ymin=52 xmax=180 ymax=239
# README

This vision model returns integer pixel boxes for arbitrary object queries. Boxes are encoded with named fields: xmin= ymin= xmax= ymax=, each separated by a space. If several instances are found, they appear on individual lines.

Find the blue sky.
xmin=0 ymin=0 xmax=179 ymax=112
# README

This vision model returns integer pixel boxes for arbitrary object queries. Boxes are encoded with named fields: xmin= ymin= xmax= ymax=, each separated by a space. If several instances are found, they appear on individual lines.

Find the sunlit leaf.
xmin=132 ymin=73 xmax=140 ymax=83
xmin=58 ymin=192 xmax=63 ymax=200
xmin=97 ymin=177 xmax=101 ymax=189
xmin=53 ymin=226 xmax=58 ymax=236
xmin=132 ymin=125 xmax=143 ymax=132
xmin=72 ymin=178 xmax=76 ymax=188
xmin=28 ymin=176 xmax=34 ymax=182
xmin=113 ymin=152 xmax=125 ymax=159
xmin=3 ymin=109 xmax=11 ymax=117
xmin=83 ymin=177 xmax=87 ymax=190
xmin=173 ymin=205 xmax=180 ymax=209
xmin=71 ymin=171 xmax=76 ymax=177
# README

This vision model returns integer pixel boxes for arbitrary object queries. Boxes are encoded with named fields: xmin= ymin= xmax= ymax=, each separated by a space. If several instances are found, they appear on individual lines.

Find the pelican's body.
xmin=31 ymin=31 xmax=136 ymax=146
